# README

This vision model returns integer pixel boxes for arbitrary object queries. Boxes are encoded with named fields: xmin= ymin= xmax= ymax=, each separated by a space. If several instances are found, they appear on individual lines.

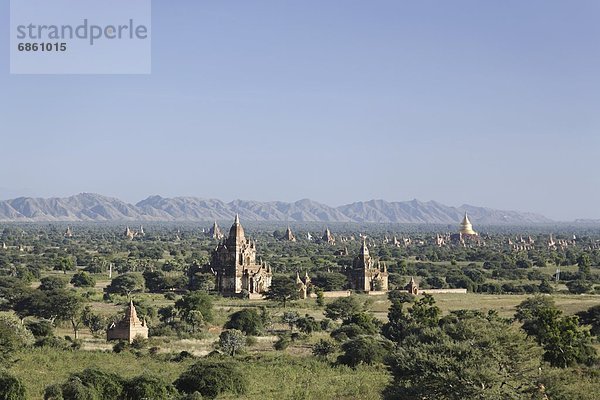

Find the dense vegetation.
xmin=0 ymin=222 xmax=599 ymax=399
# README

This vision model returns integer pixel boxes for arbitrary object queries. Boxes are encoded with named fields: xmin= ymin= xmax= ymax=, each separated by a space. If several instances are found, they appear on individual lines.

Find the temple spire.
xmin=360 ymin=236 xmax=369 ymax=256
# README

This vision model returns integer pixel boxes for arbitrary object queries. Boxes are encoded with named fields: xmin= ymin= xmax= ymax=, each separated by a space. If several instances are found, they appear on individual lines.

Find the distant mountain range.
xmin=0 ymin=193 xmax=552 ymax=224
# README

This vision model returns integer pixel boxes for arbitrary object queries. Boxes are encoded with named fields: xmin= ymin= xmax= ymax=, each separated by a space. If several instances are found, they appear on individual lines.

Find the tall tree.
xmin=262 ymin=276 xmax=299 ymax=307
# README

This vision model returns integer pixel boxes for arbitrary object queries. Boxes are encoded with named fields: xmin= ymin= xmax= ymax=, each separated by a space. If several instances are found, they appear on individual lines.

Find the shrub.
xmin=312 ymin=339 xmax=337 ymax=358
xmin=163 ymin=292 xmax=177 ymax=301
xmin=337 ymin=336 xmax=391 ymax=367
xmin=39 ymin=276 xmax=68 ymax=291
xmin=174 ymin=360 xmax=247 ymax=399
xmin=296 ymin=315 xmax=320 ymax=334
xmin=324 ymin=297 xmax=364 ymax=320
xmin=69 ymin=369 xmax=124 ymax=399
xmin=70 ymin=272 xmax=96 ymax=288
xmin=122 ymin=375 xmax=178 ymax=400
xmin=26 ymin=319 xmax=54 ymax=338
xmin=43 ymin=384 xmax=63 ymax=400
xmin=224 ymin=309 xmax=263 ymax=335
xmin=567 ymin=280 xmax=593 ymax=294
xmin=0 ymin=371 xmax=26 ymax=400
xmin=274 ymin=334 xmax=291 ymax=351
xmin=218 ymin=329 xmax=246 ymax=356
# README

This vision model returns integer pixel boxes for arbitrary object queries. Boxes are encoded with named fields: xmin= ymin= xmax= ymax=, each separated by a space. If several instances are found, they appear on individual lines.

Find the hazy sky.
xmin=1 ymin=1 xmax=599 ymax=220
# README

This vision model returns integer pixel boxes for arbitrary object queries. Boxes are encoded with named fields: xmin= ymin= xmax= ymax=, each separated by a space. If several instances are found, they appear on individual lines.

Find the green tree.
xmin=0 ymin=314 xmax=34 ymax=365
xmin=577 ymin=253 xmax=591 ymax=277
xmin=296 ymin=314 xmax=320 ymax=334
xmin=81 ymin=306 xmax=105 ymax=336
xmin=174 ymin=360 xmax=248 ymax=399
xmin=142 ymin=270 xmax=166 ymax=293
xmin=105 ymin=273 xmax=145 ymax=297
xmin=566 ymin=280 xmax=592 ymax=294
xmin=281 ymin=311 xmax=300 ymax=331
xmin=39 ymin=276 xmax=68 ymax=291
xmin=262 ymin=276 xmax=299 ymax=307
xmin=175 ymin=291 xmax=214 ymax=328
xmin=384 ymin=309 xmax=541 ymax=400
xmin=515 ymin=296 xmax=597 ymax=368
xmin=312 ymin=338 xmax=337 ymax=358
xmin=577 ymin=305 xmax=600 ymax=336
xmin=311 ymin=272 xmax=348 ymax=291
xmin=219 ymin=329 xmax=246 ymax=356
xmin=224 ymin=309 xmax=263 ymax=336
xmin=0 ymin=277 xmax=30 ymax=311
xmin=70 ymin=272 xmax=96 ymax=288
xmin=55 ymin=257 xmax=76 ymax=274
xmin=337 ymin=336 xmax=391 ymax=368
xmin=324 ymin=296 xmax=364 ymax=321
xmin=538 ymin=279 xmax=554 ymax=294
xmin=46 ymin=368 xmax=124 ymax=400
xmin=189 ymin=272 xmax=216 ymax=292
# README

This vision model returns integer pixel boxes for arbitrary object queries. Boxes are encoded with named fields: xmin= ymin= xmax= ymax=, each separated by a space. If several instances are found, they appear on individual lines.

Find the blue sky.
xmin=1 ymin=1 xmax=599 ymax=220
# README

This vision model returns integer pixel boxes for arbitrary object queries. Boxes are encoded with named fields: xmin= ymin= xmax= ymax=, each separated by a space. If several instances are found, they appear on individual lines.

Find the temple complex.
xmin=405 ymin=276 xmax=419 ymax=295
xmin=124 ymin=226 xmax=136 ymax=240
xmin=211 ymin=215 xmax=272 ymax=295
xmin=348 ymin=238 xmax=388 ymax=292
xmin=106 ymin=300 xmax=149 ymax=343
xmin=451 ymin=212 xmax=481 ymax=246
xmin=296 ymin=271 xmax=311 ymax=299
xmin=283 ymin=226 xmax=296 ymax=242
xmin=322 ymin=227 xmax=335 ymax=245
xmin=208 ymin=221 xmax=224 ymax=240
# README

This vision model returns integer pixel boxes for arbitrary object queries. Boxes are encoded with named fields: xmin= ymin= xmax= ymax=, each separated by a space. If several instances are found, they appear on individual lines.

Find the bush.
xmin=69 ymin=369 xmax=124 ymax=399
xmin=567 ymin=280 xmax=593 ymax=294
xmin=46 ymin=369 xmax=124 ymax=400
xmin=122 ymin=375 xmax=178 ymax=400
xmin=35 ymin=336 xmax=71 ymax=349
xmin=113 ymin=341 xmax=128 ymax=353
xmin=43 ymin=384 xmax=63 ymax=400
xmin=224 ymin=309 xmax=263 ymax=335
xmin=274 ymin=334 xmax=292 ymax=351
xmin=26 ymin=319 xmax=54 ymax=338
xmin=70 ymin=272 xmax=96 ymax=288
xmin=218 ymin=329 xmax=246 ymax=356
xmin=312 ymin=339 xmax=337 ymax=358
xmin=163 ymin=292 xmax=177 ymax=301
xmin=39 ymin=276 xmax=68 ymax=291
xmin=324 ymin=297 xmax=364 ymax=321
xmin=174 ymin=360 xmax=247 ymax=399
xmin=296 ymin=315 xmax=321 ymax=334
xmin=0 ymin=371 xmax=26 ymax=400
xmin=337 ymin=336 xmax=391 ymax=367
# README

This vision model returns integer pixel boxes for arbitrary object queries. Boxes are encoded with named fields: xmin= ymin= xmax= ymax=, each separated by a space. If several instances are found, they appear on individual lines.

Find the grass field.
xmin=11 ymin=347 xmax=389 ymax=399
xmin=9 ymin=290 xmax=600 ymax=398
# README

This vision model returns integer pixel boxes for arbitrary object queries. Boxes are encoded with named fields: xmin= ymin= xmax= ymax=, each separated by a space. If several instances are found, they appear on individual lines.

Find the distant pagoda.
xmin=283 ymin=226 xmax=296 ymax=242
xmin=208 ymin=221 xmax=224 ymax=240
xmin=459 ymin=212 xmax=478 ymax=236
xmin=321 ymin=227 xmax=335 ymax=245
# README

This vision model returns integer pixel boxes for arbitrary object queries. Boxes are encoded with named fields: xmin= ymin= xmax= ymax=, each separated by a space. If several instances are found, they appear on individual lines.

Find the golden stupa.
xmin=459 ymin=212 xmax=477 ymax=235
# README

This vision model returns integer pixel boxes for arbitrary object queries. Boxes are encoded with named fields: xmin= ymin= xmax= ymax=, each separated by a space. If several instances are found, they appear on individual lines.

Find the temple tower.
xmin=212 ymin=215 xmax=272 ymax=295
xmin=349 ymin=237 xmax=388 ymax=292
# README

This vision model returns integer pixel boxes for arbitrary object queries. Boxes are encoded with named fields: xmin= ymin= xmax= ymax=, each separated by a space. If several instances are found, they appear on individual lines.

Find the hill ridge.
xmin=0 ymin=193 xmax=552 ymax=224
